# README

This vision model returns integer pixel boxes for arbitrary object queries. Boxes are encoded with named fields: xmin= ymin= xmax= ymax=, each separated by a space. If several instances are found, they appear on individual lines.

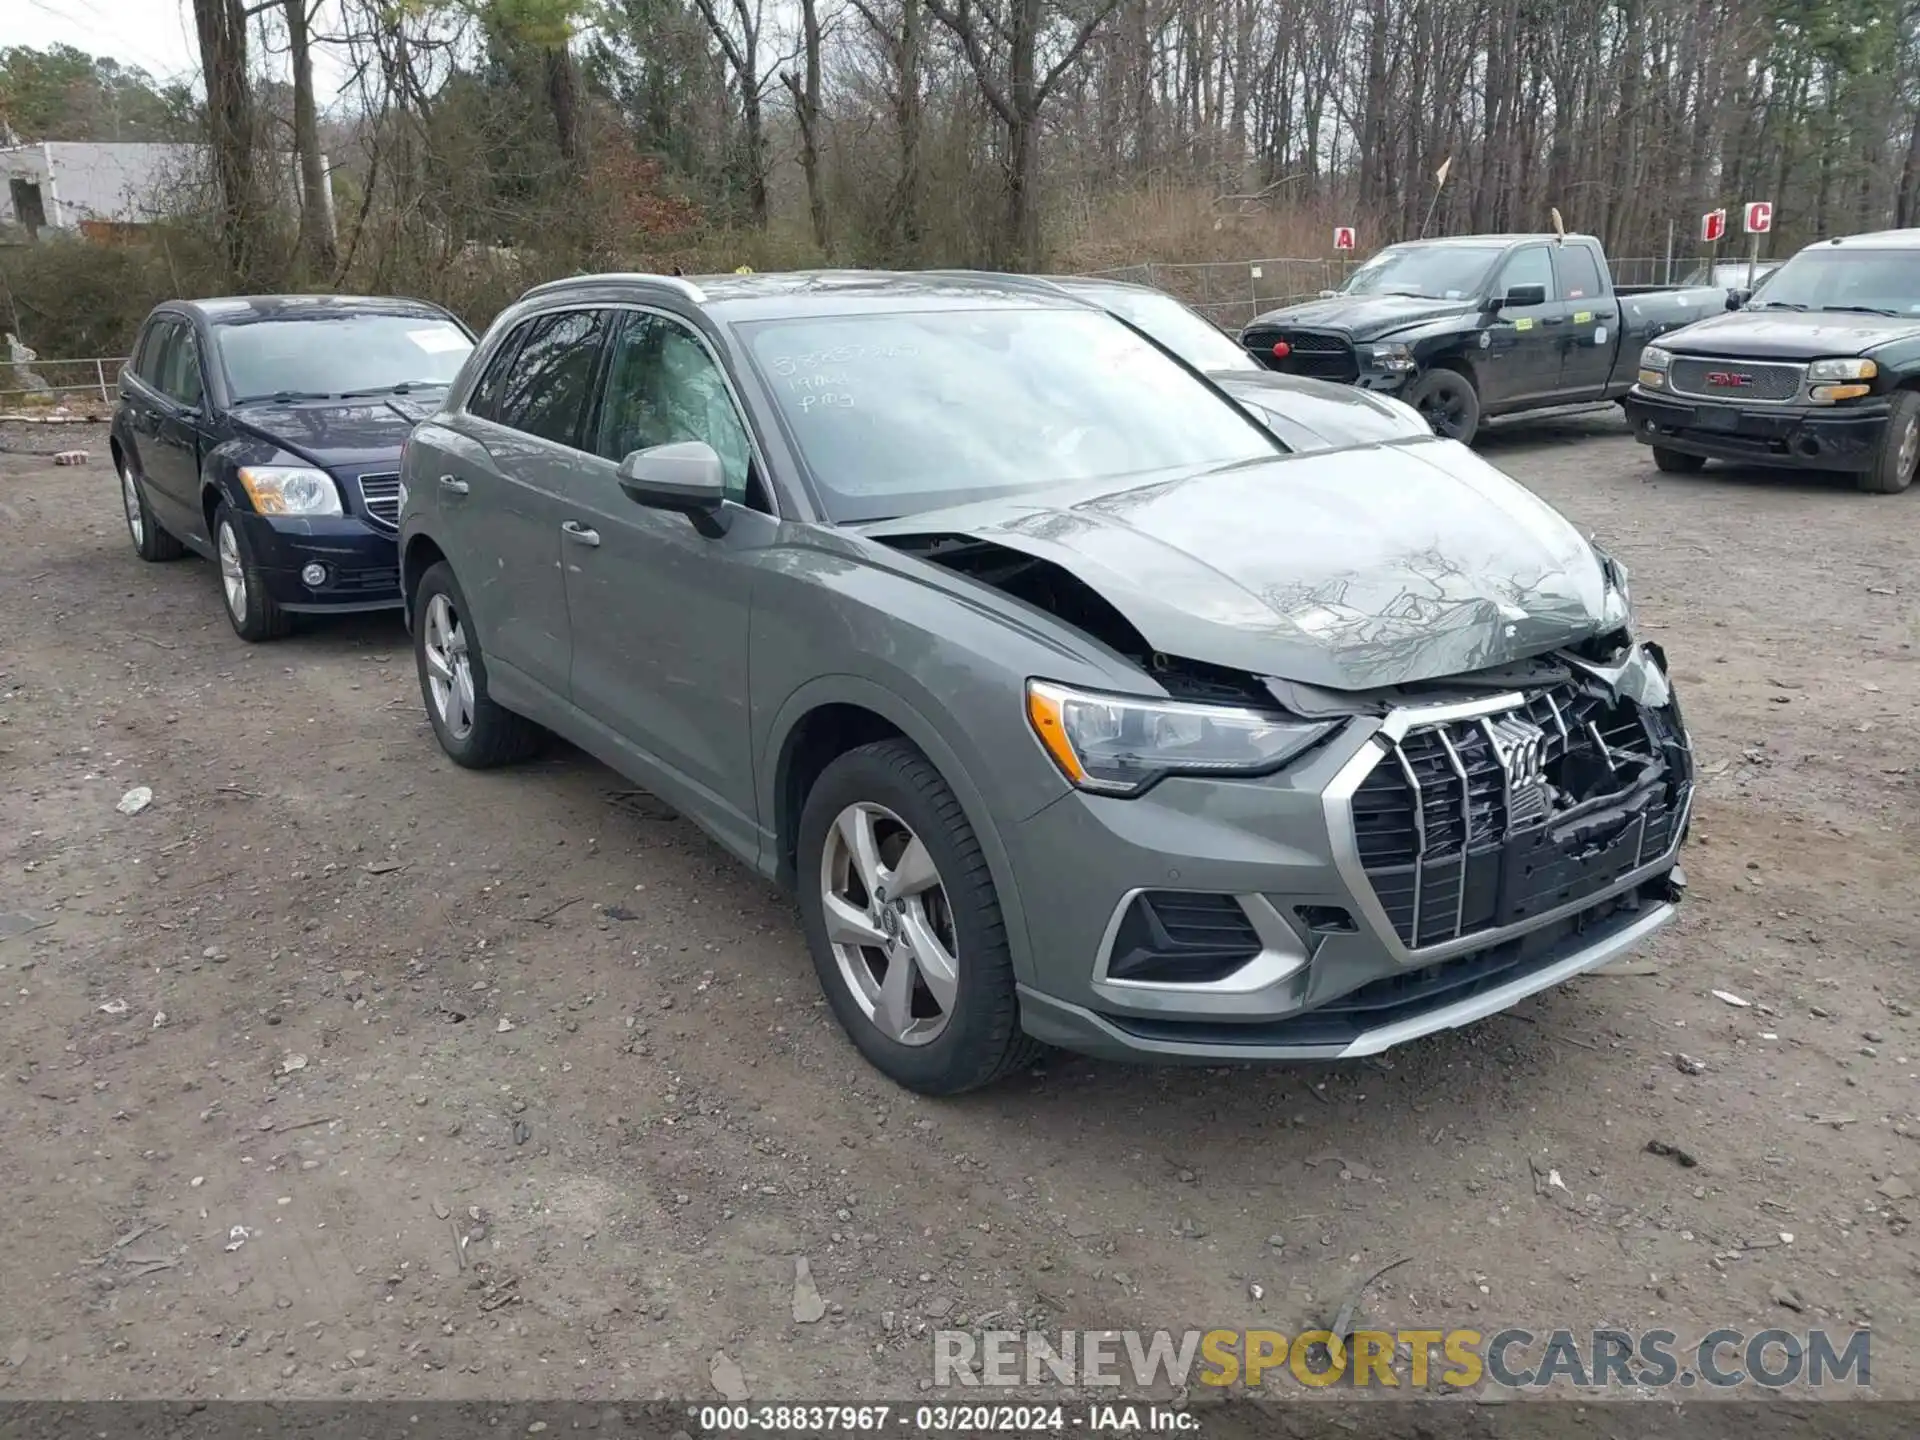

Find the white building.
xmin=0 ymin=141 xmax=329 ymax=239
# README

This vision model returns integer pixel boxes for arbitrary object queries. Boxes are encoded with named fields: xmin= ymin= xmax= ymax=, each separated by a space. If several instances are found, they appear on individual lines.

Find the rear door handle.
xmin=562 ymin=521 xmax=601 ymax=547
xmin=438 ymin=475 xmax=469 ymax=495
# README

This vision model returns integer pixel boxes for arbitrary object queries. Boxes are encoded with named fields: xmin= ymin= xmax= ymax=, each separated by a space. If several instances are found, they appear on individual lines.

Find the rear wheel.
xmin=1652 ymin=447 xmax=1707 ymax=474
xmin=1858 ymin=390 xmax=1920 ymax=494
xmin=213 ymin=501 xmax=290 ymax=642
xmin=796 ymin=739 xmax=1041 ymax=1095
xmin=1406 ymin=368 xmax=1482 ymax=444
xmin=412 ymin=561 xmax=545 ymax=767
xmin=117 ymin=450 xmax=184 ymax=562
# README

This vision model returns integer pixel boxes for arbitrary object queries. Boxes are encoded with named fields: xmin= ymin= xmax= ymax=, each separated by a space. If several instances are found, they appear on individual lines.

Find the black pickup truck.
xmin=1623 ymin=229 xmax=1920 ymax=493
xmin=1241 ymin=233 xmax=1727 ymax=443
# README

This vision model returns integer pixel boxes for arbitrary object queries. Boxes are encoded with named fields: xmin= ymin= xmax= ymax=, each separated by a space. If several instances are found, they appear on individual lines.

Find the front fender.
xmin=760 ymin=671 xmax=1049 ymax=988
xmin=198 ymin=435 xmax=315 ymax=521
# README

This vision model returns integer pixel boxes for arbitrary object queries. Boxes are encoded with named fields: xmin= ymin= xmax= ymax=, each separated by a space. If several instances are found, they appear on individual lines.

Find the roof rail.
xmin=521 ymin=271 xmax=708 ymax=304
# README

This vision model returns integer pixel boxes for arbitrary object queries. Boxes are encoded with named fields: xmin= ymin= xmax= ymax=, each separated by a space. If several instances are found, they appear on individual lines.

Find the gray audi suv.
xmin=398 ymin=269 xmax=1693 ymax=1094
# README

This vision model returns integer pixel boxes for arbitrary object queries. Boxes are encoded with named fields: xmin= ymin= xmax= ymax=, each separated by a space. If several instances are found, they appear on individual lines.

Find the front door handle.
xmin=438 ymin=475 xmax=469 ymax=496
xmin=562 ymin=520 xmax=601 ymax=547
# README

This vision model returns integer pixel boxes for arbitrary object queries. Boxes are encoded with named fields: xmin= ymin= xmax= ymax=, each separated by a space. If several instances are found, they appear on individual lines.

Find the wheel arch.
xmin=763 ymin=676 xmax=1039 ymax=987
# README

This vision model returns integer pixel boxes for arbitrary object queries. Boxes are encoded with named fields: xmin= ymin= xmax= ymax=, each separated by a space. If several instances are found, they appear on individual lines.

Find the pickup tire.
xmin=1652 ymin=447 xmax=1707 ymax=474
xmin=1406 ymin=368 xmax=1482 ymax=445
xmin=1858 ymin=390 xmax=1920 ymax=494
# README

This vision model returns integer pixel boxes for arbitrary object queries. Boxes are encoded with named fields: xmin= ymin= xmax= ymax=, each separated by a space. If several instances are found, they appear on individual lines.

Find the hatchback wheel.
xmin=797 ymin=739 xmax=1041 ymax=1094
xmin=412 ymin=561 xmax=544 ymax=767
xmin=117 ymin=452 xmax=184 ymax=562
xmin=213 ymin=501 xmax=290 ymax=641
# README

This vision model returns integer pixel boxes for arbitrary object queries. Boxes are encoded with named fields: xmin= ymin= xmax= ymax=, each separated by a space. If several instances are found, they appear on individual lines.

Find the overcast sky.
xmin=18 ymin=0 xmax=354 ymax=99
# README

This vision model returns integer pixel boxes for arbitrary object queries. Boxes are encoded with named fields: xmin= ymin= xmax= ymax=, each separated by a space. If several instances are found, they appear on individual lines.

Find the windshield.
xmin=219 ymin=314 xmax=473 ymax=401
xmin=1746 ymin=249 xmax=1920 ymax=316
xmin=742 ymin=308 xmax=1279 ymax=522
xmin=1341 ymin=244 xmax=1504 ymax=300
xmin=1074 ymin=287 xmax=1258 ymax=372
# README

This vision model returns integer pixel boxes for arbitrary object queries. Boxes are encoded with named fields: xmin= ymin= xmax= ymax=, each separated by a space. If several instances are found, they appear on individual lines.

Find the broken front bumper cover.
xmin=1019 ymin=873 xmax=1680 ymax=1061
xmin=1624 ymin=387 xmax=1890 ymax=472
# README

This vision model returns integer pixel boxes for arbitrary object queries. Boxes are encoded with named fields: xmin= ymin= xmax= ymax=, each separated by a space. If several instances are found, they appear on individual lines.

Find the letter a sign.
xmin=1744 ymin=201 xmax=1773 ymax=234
xmin=1333 ymin=226 xmax=1356 ymax=251
xmin=1700 ymin=209 xmax=1727 ymax=243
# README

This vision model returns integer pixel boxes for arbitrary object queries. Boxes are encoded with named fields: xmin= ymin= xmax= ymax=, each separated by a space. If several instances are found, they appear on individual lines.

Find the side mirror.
xmin=1317 ymin=289 xmax=1339 ymax=299
xmin=617 ymin=440 xmax=730 ymax=538
xmin=1491 ymin=283 xmax=1547 ymax=311
xmin=1725 ymin=288 xmax=1749 ymax=311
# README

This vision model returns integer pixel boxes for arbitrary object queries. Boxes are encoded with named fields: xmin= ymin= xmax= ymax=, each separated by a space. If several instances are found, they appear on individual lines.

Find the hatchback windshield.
xmin=219 ymin=314 xmax=473 ymax=401
xmin=1747 ymin=250 xmax=1920 ymax=316
xmin=1070 ymin=286 xmax=1257 ymax=372
xmin=743 ymin=308 xmax=1279 ymax=521
xmin=1341 ymin=244 xmax=1504 ymax=300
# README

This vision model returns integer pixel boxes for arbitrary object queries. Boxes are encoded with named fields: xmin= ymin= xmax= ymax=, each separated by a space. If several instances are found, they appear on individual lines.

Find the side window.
xmin=134 ymin=319 xmax=176 ymax=386
xmin=491 ymin=308 xmax=605 ymax=447
xmin=467 ymin=321 xmax=531 ymax=423
xmin=1495 ymin=247 xmax=1556 ymax=304
xmin=1555 ymin=246 xmax=1604 ymax=302
xmin=593 ymin=311 xmax=753 ymax=504
xmin=169 ymin=328 xmax=205 ymax=407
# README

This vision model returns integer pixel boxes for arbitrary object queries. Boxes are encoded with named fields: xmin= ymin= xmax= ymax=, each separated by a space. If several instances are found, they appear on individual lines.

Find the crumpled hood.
xmin=1658 ymin=308 xmax=1920 ymax=360
xmin=229 ymin=396 xmax=437 ymax=472
xmin=863 ymin=438 xmax=1616 ymax=692
xmin=1244 ymin=293 xmax=1478 ymax=341
xmin=1208 ymin=370 xmax=1426 ymax=451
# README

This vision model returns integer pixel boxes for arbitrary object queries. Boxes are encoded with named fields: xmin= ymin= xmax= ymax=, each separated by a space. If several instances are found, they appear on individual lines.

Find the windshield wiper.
xmin=234 ymin=389 xmax=334 ymax=403
xmin=1757 ymin=301 xmax=1808 ymax=311
xmin=1820 ymin=304 xmax=1901 ymax=317
xmin=338 ymin=380 xmax=451 ymax=398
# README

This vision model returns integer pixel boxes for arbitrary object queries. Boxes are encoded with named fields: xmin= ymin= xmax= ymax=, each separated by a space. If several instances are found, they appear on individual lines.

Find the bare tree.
xmin=284 ymin=0 xmax=338 ymax=272
xmin=194 ymin=0 xmax=262 ymax=284
xmin=782 ymin=0 xmax=830 ymax=250
xmin=693 ymin=0 xmax=772 ymax=225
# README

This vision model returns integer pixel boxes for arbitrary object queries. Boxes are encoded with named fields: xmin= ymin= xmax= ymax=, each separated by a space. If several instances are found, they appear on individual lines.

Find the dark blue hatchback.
xmin=110 ymin=294 xmax=475 ymax=640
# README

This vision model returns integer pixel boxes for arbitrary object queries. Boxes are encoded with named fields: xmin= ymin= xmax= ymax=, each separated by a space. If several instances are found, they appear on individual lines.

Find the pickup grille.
xmin=1242 ymin=327 xmax=1358 ymax=383
xmin=357 ymin=472 xmax=401 ymax=530
xmin=1668 ymin=358 xmax=1803 ymax=403
xmin=1351 ymin=687 xmax=1689 ymax=950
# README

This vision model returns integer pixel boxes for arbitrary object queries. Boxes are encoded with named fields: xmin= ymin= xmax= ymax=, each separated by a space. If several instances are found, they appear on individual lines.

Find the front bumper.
xmin=1624 ymin=387 xmax=1890 ymax=472
xmin=1007 ymin=679 xmax=1692 ymax=1063
xmin=235 ymin=511 xmax=402 ymax=613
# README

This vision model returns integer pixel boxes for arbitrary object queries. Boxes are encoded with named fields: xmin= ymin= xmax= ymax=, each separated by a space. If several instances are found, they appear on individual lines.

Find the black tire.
xmin=116 ymin=448 xmax=185 ymax=562
xmin=1858 ymin=389 xmax=1920 ymax=494
xmin=212 ymin=500 xmax=291 ymax=642
xmin=1406 ymin=367 xmax=1482 ymax=444
xmin=411 ymin=560 xmax=545 ymax=767
xmin=1652 ymin=446 xmax=1707 ymax=475
xmin=796 ymin=739 xmax=1042 ymax=1095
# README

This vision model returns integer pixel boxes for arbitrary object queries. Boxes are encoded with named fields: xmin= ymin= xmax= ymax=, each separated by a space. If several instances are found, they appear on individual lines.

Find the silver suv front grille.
xmin=1348 ymin=686 xmax=1687 ymax=952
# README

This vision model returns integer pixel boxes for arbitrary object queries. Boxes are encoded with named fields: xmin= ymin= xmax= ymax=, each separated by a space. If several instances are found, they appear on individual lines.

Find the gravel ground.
xmin=0 ymin=412 xmax=1916 ymax=1402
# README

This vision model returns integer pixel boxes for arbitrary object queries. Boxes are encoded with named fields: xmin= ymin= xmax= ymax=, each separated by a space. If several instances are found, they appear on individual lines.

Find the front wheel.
xmin=1858 ymin=390 xmax=1920 ymax=494
xmin=1406 ymin=369 xmax=1482 ymax=444
xmin=213 ymin=501 xmax=290 ymax=641
xmin=796 ymin=739 xmax=1041 ymax=1095
xmin=1652 ymin=447 xmax=1707 ymax=474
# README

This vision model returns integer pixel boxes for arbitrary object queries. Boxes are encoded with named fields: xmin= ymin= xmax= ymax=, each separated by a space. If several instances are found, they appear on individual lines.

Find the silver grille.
xmin=1669 ymin=357 xmax=1804 ymax=403
xmin=358 ymin=472 xmax=401 ymax=530
xmin=1349 ymin=688 xmax=1683 ymax=951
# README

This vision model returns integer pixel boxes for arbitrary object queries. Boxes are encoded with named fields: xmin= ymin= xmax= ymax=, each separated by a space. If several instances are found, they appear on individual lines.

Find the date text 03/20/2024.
xmin=692 ymin=1405 xmax=1191 ymax=1433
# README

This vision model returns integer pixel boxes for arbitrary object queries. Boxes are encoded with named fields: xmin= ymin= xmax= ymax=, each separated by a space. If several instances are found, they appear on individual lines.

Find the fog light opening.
xmin=1797 ymin=436 xmax=1821 ymax=458
xmin=300 ymin=561 xmax=329 ymax=588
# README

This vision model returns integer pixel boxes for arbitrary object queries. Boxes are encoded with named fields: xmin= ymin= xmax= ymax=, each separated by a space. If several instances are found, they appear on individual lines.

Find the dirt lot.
xmin=1 ymin=413 xmax=1916 ymax=1403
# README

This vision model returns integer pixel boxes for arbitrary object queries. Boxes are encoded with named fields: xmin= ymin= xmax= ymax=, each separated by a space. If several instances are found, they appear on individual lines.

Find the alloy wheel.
xmin=217 ymin=521 xmax=247 ymax=620
xmin=119 ymin=461 xmax=144 ymax=547
xmin=1900 ymin=415 xmax=1919 ymax=482
xmin=422 ymin=591 xmax=476 ymax=741
xmin=819 ymin=801 xmax=959 ymax=1046
xmin=1417 ymin=378 xmax=1470 ymax=438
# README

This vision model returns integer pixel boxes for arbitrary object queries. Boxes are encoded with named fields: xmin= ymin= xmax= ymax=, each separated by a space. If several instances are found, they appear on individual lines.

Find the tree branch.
xmin=1038 ymin=0 xmax=1125 ymax=102
xmin=923 ymin=0 xmax=1014 ymax=123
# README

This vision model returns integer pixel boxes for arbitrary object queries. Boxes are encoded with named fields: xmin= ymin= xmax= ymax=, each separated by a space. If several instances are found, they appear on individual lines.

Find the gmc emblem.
xmin=1704 ymin=370 xmax=1753 ymax=388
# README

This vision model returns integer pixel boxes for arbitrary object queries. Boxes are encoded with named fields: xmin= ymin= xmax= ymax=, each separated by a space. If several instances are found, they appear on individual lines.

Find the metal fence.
xmin=1 ymin=355 xmax=128 ymax=412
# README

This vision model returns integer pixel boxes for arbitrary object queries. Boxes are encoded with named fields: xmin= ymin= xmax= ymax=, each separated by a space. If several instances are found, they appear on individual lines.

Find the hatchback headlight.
xmin=1025 ymin=680 xmax=1337 ymax=796
xmin=238 ymin=465 xmax=343 ymax=517
xmin=1807 ymin=358 xmax=1876 ymax=382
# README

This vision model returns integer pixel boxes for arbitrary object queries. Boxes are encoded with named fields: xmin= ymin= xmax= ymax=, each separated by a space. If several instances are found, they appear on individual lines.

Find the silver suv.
xmin=398 ymin=270 xmax=1694 ymax=1094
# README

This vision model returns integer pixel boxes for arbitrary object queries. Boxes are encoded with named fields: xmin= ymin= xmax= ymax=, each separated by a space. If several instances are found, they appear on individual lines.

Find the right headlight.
xmin=1025 ymin=680 xmax=1337 ymax=796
